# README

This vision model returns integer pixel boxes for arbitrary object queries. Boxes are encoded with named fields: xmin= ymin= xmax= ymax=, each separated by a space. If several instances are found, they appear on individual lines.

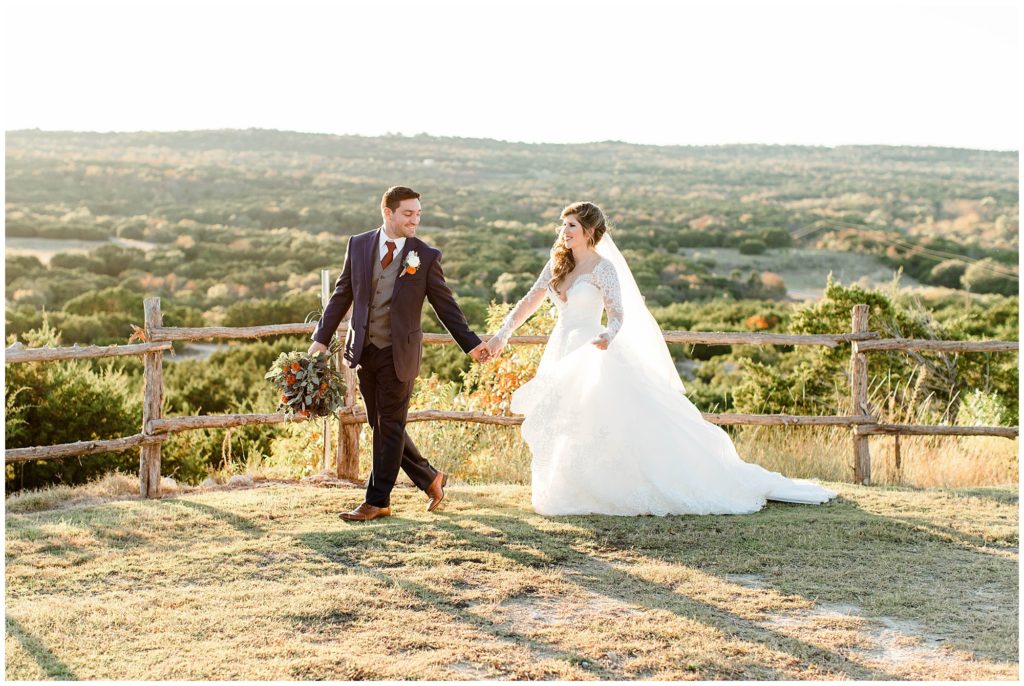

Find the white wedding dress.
xmin=493 ymin=235 xmax=837 ymax=516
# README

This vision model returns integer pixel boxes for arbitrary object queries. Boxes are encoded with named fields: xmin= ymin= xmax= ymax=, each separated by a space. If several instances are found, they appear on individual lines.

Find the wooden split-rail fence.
xmin=5 ymin=293 xmax=1018 ymax=497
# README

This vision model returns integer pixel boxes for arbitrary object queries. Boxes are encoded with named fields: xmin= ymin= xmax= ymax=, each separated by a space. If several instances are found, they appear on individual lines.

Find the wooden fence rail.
xmin=5 ymin=296 xmax=1018 ymax=497
xmin=4 ymin=341 xmax=173 ymax=363
xmin=147 ymin=326 xmax=883 ymax=348
xmin=5 ymin=434 xmax=166 ymax=463
xmin=332 ymin=411 xmax=879 ymax=428
xmin=853 ymin=339 xmax=1019 ymax=353
xmin=854 ymin=424 xmax=1019 ymax=439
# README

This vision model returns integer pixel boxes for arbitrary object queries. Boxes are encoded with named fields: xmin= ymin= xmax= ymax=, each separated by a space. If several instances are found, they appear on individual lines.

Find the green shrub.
xmin=63 ymin=286 xmax=145 ymax=316
xmin=738 ymin=239 xmax=767 ymax=255
xmin=50 ymin=253 xmax=105 ymax=272
xmin=5 ymin=256 xmax=45 ymax=282
xmin=961 ymin=259 xmax=1017 ymax=295
xmin=5 ymin=324 xmax=142 ymax=491
xmin=929 ymin=259 xmax=968 ymax=288
xmin=222 ymin=294 xmax=321 ymax=327
xmin=759 ymin=228 xmax=793 ymax=249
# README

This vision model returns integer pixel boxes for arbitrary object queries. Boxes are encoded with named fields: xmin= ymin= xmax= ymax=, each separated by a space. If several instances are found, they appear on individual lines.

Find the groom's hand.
xmin=469 ymin=343 xmax=490 ymax=363
xmin=307 ymin=341 xmax=329 ymax=356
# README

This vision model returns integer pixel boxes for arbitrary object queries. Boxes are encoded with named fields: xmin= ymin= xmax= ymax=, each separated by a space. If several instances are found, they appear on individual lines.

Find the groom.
xmin=308 ymin=186 xmax=489 ymax=521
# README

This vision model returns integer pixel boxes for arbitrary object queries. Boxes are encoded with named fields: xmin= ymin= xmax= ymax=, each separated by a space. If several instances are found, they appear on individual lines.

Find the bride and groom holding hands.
xmin=308 ymin=186 xmax=835 ymax=521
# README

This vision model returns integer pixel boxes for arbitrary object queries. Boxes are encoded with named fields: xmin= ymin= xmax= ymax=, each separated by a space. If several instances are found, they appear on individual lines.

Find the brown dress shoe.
xmin=425 ymin=471 xmax=448 ymax=512
xmin=339 ymin=502 xmax=392 ymax=522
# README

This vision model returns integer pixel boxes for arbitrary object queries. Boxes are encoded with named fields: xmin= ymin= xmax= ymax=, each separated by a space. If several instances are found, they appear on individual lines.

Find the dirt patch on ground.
xmin=498 ymin=590 xmax=645 ymax=628
xmin=723 ymin=573 xmax=769 ymax=589
xmin=760 ymin=593 xmax=989 ymax=677
xmin=665 ymin=572 xmax=1008 ymax=678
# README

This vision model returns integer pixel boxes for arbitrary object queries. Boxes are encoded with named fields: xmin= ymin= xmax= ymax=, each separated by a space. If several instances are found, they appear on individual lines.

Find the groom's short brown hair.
xmin=381 ymin=186 xmax=421 ymax=212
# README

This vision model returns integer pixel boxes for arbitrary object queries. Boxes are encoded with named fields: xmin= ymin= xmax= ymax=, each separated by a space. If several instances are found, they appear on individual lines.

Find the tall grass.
xmin=192 ymin=364 xmax=1018 ymax=491
xmin=4 ymin=471 xmax=184 ymax=513
xmin=731 ymin=425 xmax=1017 ymax=488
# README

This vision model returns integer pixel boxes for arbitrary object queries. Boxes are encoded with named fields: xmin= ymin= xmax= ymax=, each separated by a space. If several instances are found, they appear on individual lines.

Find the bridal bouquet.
xmin=265 ymin=349 xmax=345 ymax=419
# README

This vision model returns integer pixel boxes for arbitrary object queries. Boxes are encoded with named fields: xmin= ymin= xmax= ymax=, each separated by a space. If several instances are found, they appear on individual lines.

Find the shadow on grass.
xmin=442 ymin=514 xmax=898 ymax=679
xmin=948 ymin=487 xmax=1019 ymax=506
xmin=7 ymin=483 xmax=1013 ymax=679
xmin=298 ymin=514 xmax=898 ymax=679
xmin=890 ymin=515 xmax=1018 ymax=552
xmin=5 ymin=615 xmax=77 ymax=680
xmin=298 ymin=528 xmax=632 ymax=679
xmin=461 ymin=489 xmax=1018 ymax=663
xmin=167 ymin=498 xmax=268 ymax=537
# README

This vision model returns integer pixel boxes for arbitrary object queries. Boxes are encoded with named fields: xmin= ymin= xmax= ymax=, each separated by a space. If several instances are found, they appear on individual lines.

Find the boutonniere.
xmin=400 ymin=250 xmax=421 ymax=277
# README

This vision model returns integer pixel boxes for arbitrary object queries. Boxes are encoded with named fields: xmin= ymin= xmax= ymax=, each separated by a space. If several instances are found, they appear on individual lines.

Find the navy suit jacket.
xmin=311 ymin=228 xmax=482 ymax=382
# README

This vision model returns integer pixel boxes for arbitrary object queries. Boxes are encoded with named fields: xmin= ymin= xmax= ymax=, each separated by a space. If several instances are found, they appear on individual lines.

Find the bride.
xmin=484 ymin=202 xmax=837 ymax=516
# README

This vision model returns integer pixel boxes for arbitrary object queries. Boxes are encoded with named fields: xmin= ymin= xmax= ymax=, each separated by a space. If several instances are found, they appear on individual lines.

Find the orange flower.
xmin=286 ymin=374 xmax=296 ymax=384
xmin=744 ymin=314 xmax=771 ymax=331
xmin=290 ymin=362 xmax=301 ymax=371
xmin=405 ymin=266 xmax=416 ymax=275
xmin=280 ymin=393 xmax=288 ymax=403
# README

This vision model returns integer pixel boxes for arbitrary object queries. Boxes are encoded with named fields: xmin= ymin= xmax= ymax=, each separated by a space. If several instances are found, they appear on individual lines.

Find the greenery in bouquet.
xmin=265 ymin=344 xmax=345 ymax=419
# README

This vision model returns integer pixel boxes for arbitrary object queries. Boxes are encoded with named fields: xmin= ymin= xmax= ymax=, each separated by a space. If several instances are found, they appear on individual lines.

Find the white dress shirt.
xmin=377 ymin=227 xmax=406 ymax=263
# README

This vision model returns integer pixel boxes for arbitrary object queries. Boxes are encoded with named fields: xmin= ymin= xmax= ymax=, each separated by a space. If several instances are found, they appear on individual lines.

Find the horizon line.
xmin=6 ymin=127 xmax=1019 ymax=154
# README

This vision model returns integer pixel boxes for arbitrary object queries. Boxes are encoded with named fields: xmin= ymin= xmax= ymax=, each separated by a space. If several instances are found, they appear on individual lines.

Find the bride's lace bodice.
xmin=493 ymin=258 xmax=623 ymax=347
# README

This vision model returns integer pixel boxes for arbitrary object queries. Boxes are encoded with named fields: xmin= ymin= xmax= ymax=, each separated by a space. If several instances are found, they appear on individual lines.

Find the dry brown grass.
xmin=4 ymin=471 xmax=185 ymax=514
xmin=5 ymin=481 xmax=1017 ymax=680
xmin=731 ymin=425 xmax=1019 ymax=488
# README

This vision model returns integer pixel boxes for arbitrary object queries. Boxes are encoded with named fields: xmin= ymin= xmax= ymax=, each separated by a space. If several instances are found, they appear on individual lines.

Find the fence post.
xmin=337 ymin=314 xmax=361 ymax=480
xmin=319 ymin=270 xmax=334 ymax=474
xmin=893 ymin=434 xmax=902 ymax=484
xmin=140 ymin=298 xmax=164 ymax=498
xmin=850 ymin=303 xmax=872 ymax=485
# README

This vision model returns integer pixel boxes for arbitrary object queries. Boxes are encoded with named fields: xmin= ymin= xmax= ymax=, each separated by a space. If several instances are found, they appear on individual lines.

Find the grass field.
xmin=5 ymin=480 xmax=1018 ymax=680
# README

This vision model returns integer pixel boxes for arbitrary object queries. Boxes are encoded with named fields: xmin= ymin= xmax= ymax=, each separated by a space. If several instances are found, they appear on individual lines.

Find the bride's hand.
xmin=590 ymin=334 xmax=610 ymax=350
xmin=485 ymin=337 xmax=505 ymax=359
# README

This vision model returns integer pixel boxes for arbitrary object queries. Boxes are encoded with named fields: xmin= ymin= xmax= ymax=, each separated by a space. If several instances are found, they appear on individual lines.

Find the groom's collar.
xmin=377 ymin=226 xmax=407 ymax=255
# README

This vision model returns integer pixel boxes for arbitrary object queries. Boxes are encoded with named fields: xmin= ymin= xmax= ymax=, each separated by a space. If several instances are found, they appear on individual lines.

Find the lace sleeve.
xmin=593 ymin=258 xmax=623 ymax=343
xmin=493 ymin=260 xmax=552 ymax=346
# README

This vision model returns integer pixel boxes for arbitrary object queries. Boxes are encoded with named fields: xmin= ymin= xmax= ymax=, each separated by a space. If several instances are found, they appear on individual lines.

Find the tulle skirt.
xmin=511 ymin=323 xmax=837 ymax=516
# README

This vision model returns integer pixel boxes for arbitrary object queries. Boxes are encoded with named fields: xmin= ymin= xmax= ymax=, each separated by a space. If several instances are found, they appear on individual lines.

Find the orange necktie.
xmin=381 ymin=241 xmax=396 ymax=269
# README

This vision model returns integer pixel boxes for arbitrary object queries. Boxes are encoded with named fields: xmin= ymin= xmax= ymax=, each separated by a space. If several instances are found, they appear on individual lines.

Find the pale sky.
xmin=4 ymin=0 xmax=1021 ymax=150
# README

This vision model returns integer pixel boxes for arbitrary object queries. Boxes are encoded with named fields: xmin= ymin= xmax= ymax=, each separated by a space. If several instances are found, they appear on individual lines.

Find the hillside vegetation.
xmin=4 ymin=131 xmax=1018 ymax=491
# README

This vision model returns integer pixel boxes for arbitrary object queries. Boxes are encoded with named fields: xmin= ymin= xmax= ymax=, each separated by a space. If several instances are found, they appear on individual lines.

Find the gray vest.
xmin=366 ymin=247 xmax=403 ymax=349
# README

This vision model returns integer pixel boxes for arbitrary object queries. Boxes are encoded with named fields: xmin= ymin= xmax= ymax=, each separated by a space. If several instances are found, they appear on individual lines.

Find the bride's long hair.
xmin=550 ymin=201 xmax=609 ymax=292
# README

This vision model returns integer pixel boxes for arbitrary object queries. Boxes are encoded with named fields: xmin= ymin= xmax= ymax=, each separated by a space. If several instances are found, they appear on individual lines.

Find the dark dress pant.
xmin=357 ymin=343 xmax=438 ymax=507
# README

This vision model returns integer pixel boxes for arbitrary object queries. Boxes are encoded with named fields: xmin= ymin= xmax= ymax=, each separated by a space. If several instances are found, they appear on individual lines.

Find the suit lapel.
xmin=362 ymin=228 xmax=379 ymax=296
xmin=391 ymin=236 xmax=418 ymax=299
